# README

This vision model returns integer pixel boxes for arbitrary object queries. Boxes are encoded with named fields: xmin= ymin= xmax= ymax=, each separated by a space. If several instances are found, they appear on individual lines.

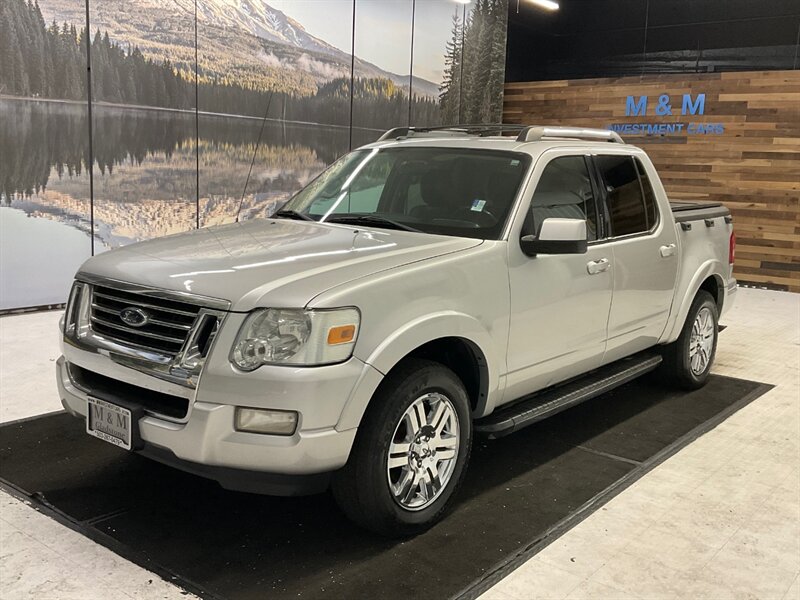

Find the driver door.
xmin=503 ymin=152 xmax=614 ymax=402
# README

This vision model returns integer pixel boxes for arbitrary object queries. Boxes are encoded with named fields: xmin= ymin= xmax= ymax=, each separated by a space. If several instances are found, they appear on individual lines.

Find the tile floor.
xmin=1 ymin=287 xmax=798 ymax=599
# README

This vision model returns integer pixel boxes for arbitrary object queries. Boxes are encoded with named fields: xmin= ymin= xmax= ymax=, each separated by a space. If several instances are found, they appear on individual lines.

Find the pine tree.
xmin=14 ymin=42 xmax=30 ymax=95
xmin=439 ymin=11 xmax=463 ymax=125
xmin=486 ymin=0 xmax=509 ymax=122
xmin=460 ymin=0 xmax=485 ymax=123
xmin=476 ymin=0 xmax=497 ymax=121
xmin=91 ymin=29 xmax=105 ymax=100
xmin=23 ymin=0 xmax=45 ymax=96
xmin=0 ymin=1 xmax=18 ymax=94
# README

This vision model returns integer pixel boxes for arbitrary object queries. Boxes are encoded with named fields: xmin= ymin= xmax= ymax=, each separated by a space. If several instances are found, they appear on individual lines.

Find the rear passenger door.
xmin=593 ymin=153 xmax=679 ymax=363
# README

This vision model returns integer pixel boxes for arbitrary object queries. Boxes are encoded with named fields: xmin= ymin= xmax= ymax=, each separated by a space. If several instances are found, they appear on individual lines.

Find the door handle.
xmin=587 ymin=258 xmax=611 ymax=275
xmin=659 ymin=243 xmax=677 ymax=258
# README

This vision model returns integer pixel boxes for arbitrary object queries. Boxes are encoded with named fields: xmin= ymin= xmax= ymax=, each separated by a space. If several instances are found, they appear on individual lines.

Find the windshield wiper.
xmin=273 ymin=209 xmax=314 ymax=221
xmin=325 ymin=214 xmax=420 ymax=233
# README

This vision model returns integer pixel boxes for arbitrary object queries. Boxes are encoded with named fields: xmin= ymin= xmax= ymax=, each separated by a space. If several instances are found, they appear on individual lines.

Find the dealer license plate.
xmin=86 ymin=397 xmax=133 ymax=450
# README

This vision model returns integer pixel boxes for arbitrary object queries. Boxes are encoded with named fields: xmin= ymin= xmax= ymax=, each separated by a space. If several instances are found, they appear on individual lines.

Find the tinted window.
xmin=282 ymin=148 xmax=531 ymax=240
xmin=528 ymin=156 xmax=597 ymax=240
xmin=634 ymin=158 xmax=658 ymax=229
xmin=596 ymin=155 xmax=649 ymax=236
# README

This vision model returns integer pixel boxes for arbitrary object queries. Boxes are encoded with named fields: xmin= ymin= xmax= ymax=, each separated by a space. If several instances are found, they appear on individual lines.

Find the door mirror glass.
xmin=520 ymin=218 xmax=588 ymax=256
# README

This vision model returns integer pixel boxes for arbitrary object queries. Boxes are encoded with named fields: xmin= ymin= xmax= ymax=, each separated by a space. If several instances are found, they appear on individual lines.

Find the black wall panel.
xmin=506 ymin=0 xmax=800 ymax=81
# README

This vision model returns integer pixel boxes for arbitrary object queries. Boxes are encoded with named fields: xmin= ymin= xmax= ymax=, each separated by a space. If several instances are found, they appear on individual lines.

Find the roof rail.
xmin=376 ymin=124 xmax=625 ymax=144
xmin=377 ymin=123 xmax=527 ymax=142
xmin=515 ymin=126 xmax=624 ymax=144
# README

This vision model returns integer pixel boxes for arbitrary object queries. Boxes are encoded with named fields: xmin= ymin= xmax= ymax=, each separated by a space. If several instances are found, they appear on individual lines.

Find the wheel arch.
xmin=336 ymin=313 xmax=503 ymax=431
xmin=402 ymin=337 xmax=489 ymax=415
xmin=663 ymin=260 xmax=726 ymax=343
xmin=698 ymin=274 xmax=724 ymax=314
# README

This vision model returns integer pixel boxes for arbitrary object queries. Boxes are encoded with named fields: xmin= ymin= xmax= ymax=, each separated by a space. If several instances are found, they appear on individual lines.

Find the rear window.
xmin=634 ymin=158 xmax=658 ymax=230
xmin=596 ymin=155 xmax=653 ymax=237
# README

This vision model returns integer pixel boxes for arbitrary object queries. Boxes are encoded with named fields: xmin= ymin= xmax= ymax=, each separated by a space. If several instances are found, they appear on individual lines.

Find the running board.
xmin=475 ymin=353 xmax=663 ymax=439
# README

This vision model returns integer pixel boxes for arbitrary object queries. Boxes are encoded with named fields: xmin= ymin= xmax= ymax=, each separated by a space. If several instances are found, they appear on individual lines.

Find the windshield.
xmin=278 ymin=147 xmax=531 ymax=240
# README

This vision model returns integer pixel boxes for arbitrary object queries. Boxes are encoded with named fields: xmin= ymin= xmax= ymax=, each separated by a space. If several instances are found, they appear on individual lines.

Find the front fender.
xmin=336 ymin=311 xmax=504 ymax=430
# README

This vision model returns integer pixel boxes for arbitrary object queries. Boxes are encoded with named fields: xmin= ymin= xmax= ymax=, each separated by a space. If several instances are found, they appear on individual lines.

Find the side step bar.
xmin=475 ymin=353 xmax=663 ymax=439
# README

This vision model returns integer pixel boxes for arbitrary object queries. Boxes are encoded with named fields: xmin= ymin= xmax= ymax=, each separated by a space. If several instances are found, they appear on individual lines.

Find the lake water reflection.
xmin=0 ymin=98 xmax=361 ymax=308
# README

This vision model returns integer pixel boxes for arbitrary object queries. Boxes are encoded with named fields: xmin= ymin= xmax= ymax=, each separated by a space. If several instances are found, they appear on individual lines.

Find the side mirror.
xmin=520 ymin=218 xmax=588 ymax=256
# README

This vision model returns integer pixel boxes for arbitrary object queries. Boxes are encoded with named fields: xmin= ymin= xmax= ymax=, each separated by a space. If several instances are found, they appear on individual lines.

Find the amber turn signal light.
xmin=327 ymin=324 xmax=356 ymax=345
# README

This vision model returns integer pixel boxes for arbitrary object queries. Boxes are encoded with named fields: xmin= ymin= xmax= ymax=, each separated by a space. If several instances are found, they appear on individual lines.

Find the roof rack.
xmin=377 ymin=124 xmax=527 ymax=141
xmin=515 ymin=126 xmax=624 ymax=144
xmin=376 ymin=124 xmax=625 ymax=144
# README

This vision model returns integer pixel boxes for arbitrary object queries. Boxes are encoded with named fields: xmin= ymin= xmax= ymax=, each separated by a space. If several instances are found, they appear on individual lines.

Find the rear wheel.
xmin=332 ymin=358 xmax=472 ymax=536
xmin=658 ymin=290 xmax=719 ymax=389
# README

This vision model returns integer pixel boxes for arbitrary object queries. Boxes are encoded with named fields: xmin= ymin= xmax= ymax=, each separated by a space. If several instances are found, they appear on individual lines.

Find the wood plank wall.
xmin=504 ymin=70 xmax=800 ymax=292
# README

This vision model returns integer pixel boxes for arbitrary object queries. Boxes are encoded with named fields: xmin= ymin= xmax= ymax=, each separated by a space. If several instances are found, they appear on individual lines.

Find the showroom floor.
xmin=0 ymin=287 xmax=798 ymax=600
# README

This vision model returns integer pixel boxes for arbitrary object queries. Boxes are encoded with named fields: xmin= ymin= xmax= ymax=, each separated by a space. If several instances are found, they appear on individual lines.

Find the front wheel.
xmin=332 ymin=358 xmax=472 ymax=536
xmin=658 ymin=290 xmax=719 ymax=390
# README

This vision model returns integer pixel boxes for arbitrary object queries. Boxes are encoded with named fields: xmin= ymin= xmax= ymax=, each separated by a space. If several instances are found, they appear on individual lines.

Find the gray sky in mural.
xmin=273 ymin=0 xmax=459 ymax=84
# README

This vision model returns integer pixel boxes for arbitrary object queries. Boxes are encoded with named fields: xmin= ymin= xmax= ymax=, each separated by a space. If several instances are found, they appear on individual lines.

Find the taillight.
xmin=729 ymin=231 xmax=736 ymax=265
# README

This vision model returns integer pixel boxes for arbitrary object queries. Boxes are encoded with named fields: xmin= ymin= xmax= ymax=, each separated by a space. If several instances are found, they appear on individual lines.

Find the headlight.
xmin=230 ymin=308 xmax=360 ymax=370
xmin=63 ymin=281 xmax=91 ymax=339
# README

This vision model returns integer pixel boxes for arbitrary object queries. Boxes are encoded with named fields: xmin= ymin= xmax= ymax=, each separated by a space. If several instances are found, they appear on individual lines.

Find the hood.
xmin=80 ymin=219 xmax=482 ymax=311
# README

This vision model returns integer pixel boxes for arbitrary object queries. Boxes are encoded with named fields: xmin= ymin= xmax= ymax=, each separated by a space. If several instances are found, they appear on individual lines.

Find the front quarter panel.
xmin=309 ymin=241 xmax=511 ymax=426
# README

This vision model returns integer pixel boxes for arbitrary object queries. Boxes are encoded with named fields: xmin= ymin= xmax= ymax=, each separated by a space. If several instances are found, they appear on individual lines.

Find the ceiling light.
xmin=528 ymin=0 xmax=560 ymax=10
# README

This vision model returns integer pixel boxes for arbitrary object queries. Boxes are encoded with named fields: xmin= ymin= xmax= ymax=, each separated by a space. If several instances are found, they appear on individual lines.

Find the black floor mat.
xmin=0 ymin=375 xmax=770 ymax=600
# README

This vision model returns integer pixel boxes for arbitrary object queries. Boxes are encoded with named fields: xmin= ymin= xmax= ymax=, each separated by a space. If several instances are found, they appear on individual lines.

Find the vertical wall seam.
xmin=640 ymin=0 xmax=650 ymax=81
xmin=349 ymin=0 xmax=357 ymax=150
xmin=458 ymin=2 xmax=466 ymax=125
xmin=194 ymin=0 xmax=200 ymax=229
xmin=83 ymin=0 xmax=94 ymax=255
xmin=408 ymin=0 xmax=416 ymax=127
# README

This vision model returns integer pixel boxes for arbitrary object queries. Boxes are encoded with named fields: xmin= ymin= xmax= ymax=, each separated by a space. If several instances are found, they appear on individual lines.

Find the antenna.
xmin=236 ymin=89 xmax=275 ymax=223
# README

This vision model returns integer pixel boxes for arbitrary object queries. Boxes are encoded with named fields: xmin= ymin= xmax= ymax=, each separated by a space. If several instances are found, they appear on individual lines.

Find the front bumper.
xmin=56 ymin=345 xmax=379 ymax=494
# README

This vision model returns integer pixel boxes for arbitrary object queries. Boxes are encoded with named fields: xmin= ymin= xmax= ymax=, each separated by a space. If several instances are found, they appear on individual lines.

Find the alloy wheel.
xmin=386 ymin=392 xmax=460 ymax=511
xmin=689 ymin=306 xmax=715 ymax=375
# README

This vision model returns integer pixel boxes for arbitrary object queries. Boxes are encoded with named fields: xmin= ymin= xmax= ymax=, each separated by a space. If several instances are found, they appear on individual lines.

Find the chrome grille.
xmin=90 ymin=285 xmax=201 ymax=356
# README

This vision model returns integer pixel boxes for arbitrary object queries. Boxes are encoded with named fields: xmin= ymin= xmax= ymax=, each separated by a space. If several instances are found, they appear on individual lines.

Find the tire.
xmin=332 ymin=358 xmax=472 ymax=537
xmin=658 ymin=290 xmax=719 ymax=390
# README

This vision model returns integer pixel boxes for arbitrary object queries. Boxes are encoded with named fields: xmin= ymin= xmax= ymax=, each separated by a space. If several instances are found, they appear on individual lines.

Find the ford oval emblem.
xmin=119 ymin=307 xmax=150 ymax=328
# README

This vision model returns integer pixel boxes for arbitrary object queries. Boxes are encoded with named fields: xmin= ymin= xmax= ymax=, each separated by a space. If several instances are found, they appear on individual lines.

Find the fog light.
xmin=235 ymin=408 xmax=298 ymax=435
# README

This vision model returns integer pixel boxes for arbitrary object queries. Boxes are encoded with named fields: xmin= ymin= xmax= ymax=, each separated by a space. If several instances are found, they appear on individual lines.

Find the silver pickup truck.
xmin=58 ymin=125 xmax=736 ymax=535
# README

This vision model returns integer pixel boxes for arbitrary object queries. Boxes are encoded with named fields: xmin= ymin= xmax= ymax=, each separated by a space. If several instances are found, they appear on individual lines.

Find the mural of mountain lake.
xmin=0 ymin=98 xmax=363 ymax=309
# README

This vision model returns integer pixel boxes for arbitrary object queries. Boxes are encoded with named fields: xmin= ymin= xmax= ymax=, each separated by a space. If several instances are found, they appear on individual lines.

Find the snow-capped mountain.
xmin=197 ymin=0 xmax=345 ymax=60
xmin=38 ymin=0 xmax=440 ymax=97
xmin=196 ymin=0 xmax=440 ymax=96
